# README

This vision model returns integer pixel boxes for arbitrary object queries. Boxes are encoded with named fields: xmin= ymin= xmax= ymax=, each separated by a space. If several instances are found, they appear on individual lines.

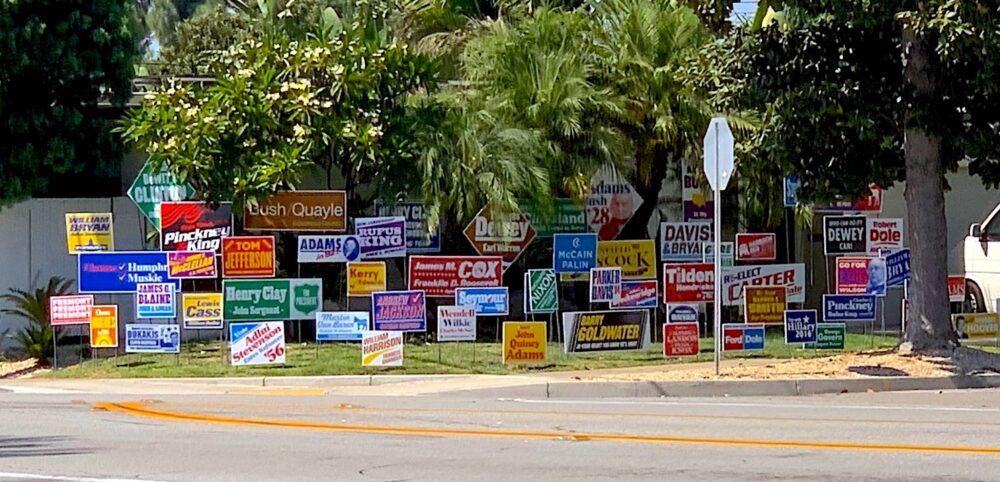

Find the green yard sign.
xmin=223 ymin=279 xmax=323 ymax=321
xmin=127 ymin=158 xmax=196 ymax=231
xmin=527 ymin=269 xmax=558 ymax=314
xmin=520 ymin=199 xmax=587 ymax=238
xmin=806 ymin=323 xmax=846 ymax=350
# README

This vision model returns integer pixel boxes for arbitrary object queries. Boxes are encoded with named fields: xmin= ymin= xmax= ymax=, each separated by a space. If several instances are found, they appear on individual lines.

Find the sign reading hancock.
xmin=561 ymin=310 xmax=650 ymax=353
xmin=244 ymin=191 xmax=347 ymax=231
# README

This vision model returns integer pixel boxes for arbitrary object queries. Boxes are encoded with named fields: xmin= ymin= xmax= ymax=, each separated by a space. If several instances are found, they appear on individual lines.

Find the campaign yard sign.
xmin=230 ymin=322 xmax=286 ymax=366
xmin=589 ymin=267 xmax=621 ymax=303
xmin=136 ymin=283 xmax=176 ymax=319
xmin=78 ymin=251 xmax=180 ymax=293
xmin=408 ymin=256 xmax=503 ymax=297
xmin=835 ymin=257 xmax=886 ymax=296
xmin=127 ymin=159 xmax=196 ymax=231
xmin=952 ymin=313 xmax=1000 ymax=340
xmin=125 ymin=324 xmax=180 ymax=354
xmin=160 ymin=201 xmax=233 ymax=253
xmin=702 ymin=242 xmax=734 ymax=268
xmin=610 ymin=280 xmax=658 ymax=309
xmin=372 ymin=290 xmax=426 ymax=332
xmin=316 ymin=312 xmax=369 ymax=341
xmin=588 ymin=164 xmax=642 ymax=241
xmin=463 ymin=206 xmax=536 ymax=269
xmin=783 ymin=175 xmax=800 ymax=207
xmin=244 ymin=191 xmax=347 ymax=231
xmin=660 ymin=222 xmax=712 ymax=262
xmin=437 ymin=306 xmax=477 ymax=342
xmin=722 ymin=324 xmax=765 ymax=351
xmin=526 ymin=269 xmax=558 ymax=314
xmin=822 ymin=294 xmax=876 ymax=322
xmin=182 ymin=293 xmax=223 ymax=329
xmin=807 ymin=324 xmax=846 ymax=350
xmin=948 ymin=276 xmax=966 ymax=302
xmin=373 ymin=200 xmax=440 ymax=253
xmin=663 ymin=263 xmax=714 ymax=303
xmin=520 ymin=198 xmax=587 ymax=237
xmin=562 ymin=310 xmax=650 ymax=353
xmin=597 ymin=240 xmax=656 ymax=280
xmin=65 ymin=213 xmax=114 ymax=254
xmin=663 ymin=323 xmax=700 ymax=357
xmin=885 ymin=249 xmax=910 ymax=287
xmin=347 ymin=262 xmax=387 ymax=297
xmin=720 ymin=264 xmax=805 ymax=306
xmin=455 ymin=287 xmax=509 ymax=316
xmin=167 ymin=251 xmax=217 ymax=279
xmin=667 ymin=304 xmax=699 ymax=324
xmin=355 ymin=217 xmax=407 ymax=259
xmin=502 ymin=322 xmax=547 ymax=365
xmin=297 ymin=235 xmax=362 ymax=263
xmin=735 ymin=233 xmax=776 ymax=261
xmin=49 ymin=295 xmax=94 ymax=326
xmin=362 ymin=331 xmax=404 ymax=366
xmin=823 ymin=215 xmax=867 ymax=255
xmin=223 ymin=279 xmax=322 ymax=321
xmin=784 ymin=310 xmax=818 ymax=344
xmin=867 ymin=218 xmax=904 ymax=255
xmin=222 ymin=236 xmax=275 ymax=278
xmin=553 ymin=233 xmax=598 ymax=273
xmin=743 ymin=286 xmax=786 ymax=325
xmin=90 ymin=305 xmax=118 ymax=348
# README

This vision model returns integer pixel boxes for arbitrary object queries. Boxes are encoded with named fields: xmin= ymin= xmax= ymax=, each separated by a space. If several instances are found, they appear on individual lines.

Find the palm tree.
xmin=0 ymin=277 xmax=73 ymax=365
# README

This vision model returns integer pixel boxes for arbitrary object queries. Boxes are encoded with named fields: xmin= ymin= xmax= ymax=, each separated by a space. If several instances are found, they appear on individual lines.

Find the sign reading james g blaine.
xmin=244 ymin=191 xmax=347 ymax=232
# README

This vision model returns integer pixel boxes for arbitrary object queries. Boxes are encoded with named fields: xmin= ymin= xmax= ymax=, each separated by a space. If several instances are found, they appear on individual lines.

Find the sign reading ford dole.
xmin=244 ymin=191 xmax=347 ymax=231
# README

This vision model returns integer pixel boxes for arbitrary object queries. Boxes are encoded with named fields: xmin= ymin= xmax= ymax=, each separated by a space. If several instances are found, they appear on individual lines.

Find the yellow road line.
xmin=94 ymin=401 xmax=1000 ymax=456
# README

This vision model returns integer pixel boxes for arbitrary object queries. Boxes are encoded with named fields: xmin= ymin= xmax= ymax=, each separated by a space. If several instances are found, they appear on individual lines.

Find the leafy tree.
xmin=0 ymin=0 xmax=137 ymax=204
xmin=0 ymin=277 xmax=73 ymax=365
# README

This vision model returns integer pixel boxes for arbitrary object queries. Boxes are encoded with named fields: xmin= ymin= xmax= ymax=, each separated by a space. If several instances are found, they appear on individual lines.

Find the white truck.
xmin=964 ymin=203 xmax=1000 ymax=312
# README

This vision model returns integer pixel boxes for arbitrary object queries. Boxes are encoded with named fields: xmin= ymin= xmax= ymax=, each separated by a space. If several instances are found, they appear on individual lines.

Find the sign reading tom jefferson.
xmin=222 ymin=236 xmax=276 ymax=278
xmin=463 ymin=205 xmax=536 ymax=269
xmin=407 ymin=256 xmax=502 ymax=297
xmin=223 ymin=279 xmax=322 ymax=321
xmin=562 ymin=310 xmax=650 ymax=353
xmin=244 ymin=191 xmax=347 ymax=231
xmin=823 ymin=215 xmax=867 ymax=255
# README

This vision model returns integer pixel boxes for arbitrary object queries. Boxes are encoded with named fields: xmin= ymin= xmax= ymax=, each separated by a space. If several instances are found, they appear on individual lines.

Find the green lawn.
xmin=47 ymin=332 xmax=898 ymax=379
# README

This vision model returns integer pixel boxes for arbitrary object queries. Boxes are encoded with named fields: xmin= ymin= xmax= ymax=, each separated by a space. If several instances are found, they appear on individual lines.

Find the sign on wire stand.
xmin=182 ymin=293 xmax=223 ymax=329
xmin=316 ymin=312 xmax=369 ymax=341
xmin=126 ymin=324 xmax=180 ymax=354
xmin=362 ymin=331 xmax=404 ymax=366
xmin=160 ymin=201 xmax=233 ymax=253
xmin=347 ymin=262 xmax=387 ymax=297
xmin=784 ymin=310 xmax=818 ymax=344
xmin=822 ymin=294 xmax=876 ymax=322
xmin=50 ymin=295 xmax=94 ymax=326
xmin=951 ymin=313 xmax=1000 ymax=340
xmin=167 ymin=251 xmax=217 ymax=279
xmin=867 ymin=218 xmax=904 ymax=255
xmin=722 ymin=324 xmax=764 ymax=351
xmin=589 ymin=267 xmax=621 ymax=303
xmin=372 ymin=290 xmax=426 ymax=332
xmin=806 ymin=324 xmax=846 ymax=350
xmin=222 ymin=236 xmax=275 ymax=278
xmin=526 ymin=269 xmax=558 ymax=314
xmin=562 ymin=310 xmax=650 ymax=353
xmin=437 ymin=306 xmax=477 ymax=342
xmin=223 ymin=279 xmax=322 ymax=321
xmin=230 ymin=321 xmax=286 ymax=366
xmin=835 ymin=257 xmax=886 ymax=296
xmin=65 ymin=213 xmax=114 ymax=254
xmin=455 ymin=287 xmax=508 ymax=316
xmin=667 ymin=304 xmax=699 ymax=324
xmin=136 ymin=283 xmax=176 ymax=319
xmin=702 ymin=242 xmax=734 ymax=267
xmin=90 ymin=305 xmax=118 ymax=348
xmin=743 ymin=286 xmax=786 ymax=325
xmin=502 ymin=322 xmax=547 ymax=365
xmin=663 ymin=323 xmax=700 ymax=357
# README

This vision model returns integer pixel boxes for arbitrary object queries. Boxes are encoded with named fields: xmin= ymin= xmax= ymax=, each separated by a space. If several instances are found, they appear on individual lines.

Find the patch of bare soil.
xmin=0 ymin=358 xmax=39 ymax=378
xmin=589 ymin=351 xmax=957 ymax=381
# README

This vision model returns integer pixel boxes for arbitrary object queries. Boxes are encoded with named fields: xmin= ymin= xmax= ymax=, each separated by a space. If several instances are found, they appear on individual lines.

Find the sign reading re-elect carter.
xmin=223 ymin=279 xmax=322 ymax=321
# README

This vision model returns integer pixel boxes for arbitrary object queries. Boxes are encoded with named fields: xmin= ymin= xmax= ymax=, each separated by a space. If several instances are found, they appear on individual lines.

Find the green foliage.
xmin=0 ymin=0 xmax=137 ymax=204
xmin=0 ymin=277 xmax=73 ymax=365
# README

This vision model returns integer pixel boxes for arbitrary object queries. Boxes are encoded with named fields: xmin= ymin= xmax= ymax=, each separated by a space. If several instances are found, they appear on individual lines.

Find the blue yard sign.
xmin=822 ymin=294 xmax=877 ymax=322
xmin=455 ymin=287 xmax=509 ymax=316
xmin=553 ymin=233 xmax=598 ymax=273
xmin=885 ymin=249 xmax=910 ymax=287
xmin=784 ymin=309 xmax=818 ymax=344
xmin=783 ymin=175 xmax=800 ymax=207
xmin=78 ymin=252 xmax=179 ymax=293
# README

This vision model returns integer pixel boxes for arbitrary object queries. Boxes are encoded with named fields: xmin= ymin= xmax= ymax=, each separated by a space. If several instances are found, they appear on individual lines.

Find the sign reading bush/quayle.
xmin=562 ymin=310 xmax=650 ymax=353
xmin=316 ymin=312 xmax=369 ymax=341
xmin=244 ymin=190 xmax=347 ymax=232
xmin=223 ymin=279 xmax=322 ymax=321
xmin=230 ymin=321 xmax=286 ymax=366
xmin=822 ymin=294 xmax=876 ymax=322
xmin=455 ymin=287 xmax=509 ymax=316
xmin=78 ymin=252 xmax=180 ymax=293
xmin=784 ymin=310 xmax=818 ymax=344
xmin=125 ymin=324 xmax=180 ymax=354
xmin=372 ymin=290 xmax=426 ymax=332
xmin=553 ymin=233 xmax=597 ymax=273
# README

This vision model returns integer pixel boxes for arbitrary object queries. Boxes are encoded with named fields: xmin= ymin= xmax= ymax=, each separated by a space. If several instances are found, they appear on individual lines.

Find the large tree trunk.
xmin=901 ymin=29 xmax=956 ymax=354
xmin=620 ymin=141 xmax=671 ymax=240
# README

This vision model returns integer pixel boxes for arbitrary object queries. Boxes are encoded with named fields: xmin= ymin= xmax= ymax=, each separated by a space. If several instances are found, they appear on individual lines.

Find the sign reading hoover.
xmin=244 ymin=191 xmax=347 ymax=231
xmin=562 ymin=310 xmax=650 ymax=353
xmin=823 ymin=216 xmax=867 ymax=255
xmin=663 ymin=263 xmax=714 ymax=303
xmin=167 ymin=251 xmax=217 ymax=279
xmin=952 ymin=313 xmax=1000 ymax=340
xmin=355 ymin=217 xmax=406 ymax=259
xmin=65 ymin=213 xmax=114 ymax=254
xmin=463 ymin=206 xmax=536 ymax=269
xmin=362 ymin=331 xmax=404 ymax=367
xmin=78 ymin=252 xmax=179 ymax=293
xmin=660 ymin=222 xmax=712 ymax=262
xmin=502 ymin=322 xmax=547 ymax=365
xmin=230 ymin=322 xmax=286 ymax=366
xmin=222 ymin=236 xmax=275 ymax=278
xmin=346 ymin=262 xmax=387 ymax=297
xmin=160 ymin=201 xmax=233 ymax=252
xmin=125 ymin=324 xmax=180 ymax=354
xmin=407 ymin=256 xmax=502 ymax=297
xmin=372 ymin=290 xmax=426 ymax=332
xmin=223 ymin=279 xmax=322 ymax=321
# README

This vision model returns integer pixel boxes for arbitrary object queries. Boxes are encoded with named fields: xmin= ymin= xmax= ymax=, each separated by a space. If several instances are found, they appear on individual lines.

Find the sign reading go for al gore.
xmin=50 ymin=295 xmax=94 ymax=326
xmin=183 ymin=293 xmax=223 ymax=329
xmin=223 ymin=279 xmax=322 ymax=321
xmin=222 ymin=236 xmax=275 ymax=278
xmin=347 ymin=262 xmax=387 ymax=297
xmin=408 ymin=256 xmax=502 ymax=297
xmin=663 ymin=263 xmax=713 ymax=303
xmin=244 ymin=191 xmax=347 ymax=231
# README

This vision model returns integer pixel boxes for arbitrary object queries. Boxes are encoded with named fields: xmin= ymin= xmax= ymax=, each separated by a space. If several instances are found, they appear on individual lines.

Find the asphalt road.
xmin=1 ymin=384 xmax=1000 ymax=481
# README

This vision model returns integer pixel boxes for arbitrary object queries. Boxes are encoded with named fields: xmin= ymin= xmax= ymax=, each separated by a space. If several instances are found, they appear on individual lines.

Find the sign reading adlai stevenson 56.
xmin=721 ymin=264 xmax=805 ymax=306
xmin=408 ymin=256 xmax=502 ymax=297
xmin=230 ymin=322 xmax=286 ymax=366
xmin=65 ymin=213 xmax=114 ymax=254
xmin=660 ymin=222 xmax=712 ymax=262
xmin=223 ymin=279 xmax=322 ymax=321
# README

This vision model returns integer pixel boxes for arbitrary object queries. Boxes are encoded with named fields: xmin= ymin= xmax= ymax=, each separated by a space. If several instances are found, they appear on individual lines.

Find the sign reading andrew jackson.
xmin=244 ymin=191 xmax=347 ymax=231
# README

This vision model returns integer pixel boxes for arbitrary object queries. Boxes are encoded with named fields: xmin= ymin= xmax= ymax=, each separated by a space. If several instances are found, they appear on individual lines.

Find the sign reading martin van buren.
xmin=182 ymin=293 xmax=223 ymax=329
xmin=136 ymin=283 xmax=176 ymax=319
xmin=125 ymin=324 xmax=180 ymax=354
xmin=663 ymin=323 xmax=699 ymax=357
xmin=354 ymin=217 xmax=406 ymax=259
xmin=50 ymin=295 xmax=95 ymax=326
xmin=362 ymin=331 xmax=404 ymax=367
xmin=408 ymin=256 xmax=502 ymax=297
xmin=660 ymin=222 xmax=712 ymax=262
xmin=437 ymin=306 xmax=477 ymax=342
xmin=502 ymin=322 xmax=547 ymax=365
xmin=823 ymin=215 xmax=867 ymax=255
xmin=65 ymin=213 xmax=114 ymax=254
xmin=743 ymin=286 xmax=786 ymax=325
xmin=79 ymin=252 xmax=180 ymax=294
xmin=160 ymin=201 xmax=233 ymax=253
xmin=822 ymin=294 xmax=876 ymax=322
xmin=663 ymin=263 xmax=714 ymax=303
xmin=316 ymin=312 xmax=369 ymax=341
xmin=721 ymin=264 xmax=805 ymax=306
xmin=223 ymin=279 xmax=322 ymax=321
xmin=167 ymin=251 xmax=217 ymax=279
xmin=562 ymin=310 xmax=650 ymax=353
xmin=244 ymin=191 xmax=347 ymax=231
xmin=372 ymin=290 xmax=426 ymax=332
xmin=230 ymin=322 xmax=286 ymax=366
xmin=347 ymin=262 xmax=387 ymax=297
xmin=222 ymin=236 xmax=275 ymax=278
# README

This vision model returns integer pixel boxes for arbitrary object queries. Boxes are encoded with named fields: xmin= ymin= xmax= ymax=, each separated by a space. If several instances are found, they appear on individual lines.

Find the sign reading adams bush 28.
xmin=408 ymin=256 xmax=502 ymax=297
xmin=223 ymin=279 xmax=322 ymax=321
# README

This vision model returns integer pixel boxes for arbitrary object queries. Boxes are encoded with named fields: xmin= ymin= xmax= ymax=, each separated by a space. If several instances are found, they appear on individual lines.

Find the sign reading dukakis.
xmin=223 ymin=279 xmax=323 ymax=321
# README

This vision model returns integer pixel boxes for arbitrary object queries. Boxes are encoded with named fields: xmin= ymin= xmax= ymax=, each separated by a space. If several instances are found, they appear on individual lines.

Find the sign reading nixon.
xmin=824 ymin=215 xmax=867 ymax=255
xmin=823 ymin=294 xmax=876 ymax=321
xmin=553 ymin=233 xmax=597 ymax=273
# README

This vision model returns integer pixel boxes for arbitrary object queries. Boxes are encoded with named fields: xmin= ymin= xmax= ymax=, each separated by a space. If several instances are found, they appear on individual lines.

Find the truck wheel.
xmin=965 ymin=281 xmax=986 ymax=313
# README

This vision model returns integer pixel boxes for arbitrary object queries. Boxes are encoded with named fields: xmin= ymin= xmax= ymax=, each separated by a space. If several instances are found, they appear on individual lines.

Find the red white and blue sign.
xmin=784 ymin=309 xmax=818 ymax=344
xmin=78 ymin=252 xmax=180 ymax=294
xmin=822 ymin=294 xmax=876 ymax=322
xmin=372 ymin=290 xmax=426 ymax=332
xmin=455 ymin=287 xmax=509 ymax=316
xmin=135 ymin=282 xmax=176 ymax=319
xmin=355 ymin=217 xmax=407 ymax=259
xmin=125 ymin=324 xmax=181 ymax=354
xmin=610 ymin=280 xmax=657 ymax=309
xmin=230 ymin=321 xmax=286 ymax=366
xmin=553 ymin=233 xmax=597 ymax=273
xmin=316 ymin=312 xmax=369 ymax=341
xmin=667 ymin=304 xmax=699 ymax=324
xmin=297 ymin=235 xmax=362 ymax=263
xmin=723 ymin=324 xmax=765 ymax=351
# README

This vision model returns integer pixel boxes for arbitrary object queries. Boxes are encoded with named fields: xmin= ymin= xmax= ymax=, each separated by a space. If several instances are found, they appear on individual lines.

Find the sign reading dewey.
xmin=824 ymin=215 xmax=866 ymax=255
xmin=223 ymin=279 xmax=322 ymax=321
xmin=502 ymin=322 xmax=547 ymax=365
xmin=244 ymin=191 xmax=347 ymax=231
xmin=463 ymin=206 xmax=536 ymax=269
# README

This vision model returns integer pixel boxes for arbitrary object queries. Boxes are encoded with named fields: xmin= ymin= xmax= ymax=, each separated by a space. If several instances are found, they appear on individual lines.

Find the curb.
xmin=261 ymin=374 xmax=474 ymax=388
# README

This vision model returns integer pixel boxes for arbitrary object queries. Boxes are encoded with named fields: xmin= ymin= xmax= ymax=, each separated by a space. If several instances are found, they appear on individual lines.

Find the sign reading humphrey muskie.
xmin=244 ymin=191 xmax=347 ymax=231
xmin=561 ymin=310 xmax=650 ymax=353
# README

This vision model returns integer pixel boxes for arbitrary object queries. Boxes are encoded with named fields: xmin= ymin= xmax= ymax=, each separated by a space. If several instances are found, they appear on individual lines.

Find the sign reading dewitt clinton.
xmin=408 ymin=256 xmax=502 ymax=297
xmin=127 ymin=159 xmax=196 ymax=231
xmin=244 ymin=191 xmax=347 ymax=231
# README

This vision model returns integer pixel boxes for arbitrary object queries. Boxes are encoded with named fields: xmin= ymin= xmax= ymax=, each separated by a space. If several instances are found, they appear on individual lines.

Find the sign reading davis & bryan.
xmin=223 ymin=279 xmax=322 ymax=321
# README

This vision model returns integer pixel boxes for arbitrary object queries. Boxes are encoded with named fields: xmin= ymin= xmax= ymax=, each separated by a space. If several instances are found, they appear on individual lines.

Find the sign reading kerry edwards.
xmin=244 ymin=191 xmax=347 ymax=232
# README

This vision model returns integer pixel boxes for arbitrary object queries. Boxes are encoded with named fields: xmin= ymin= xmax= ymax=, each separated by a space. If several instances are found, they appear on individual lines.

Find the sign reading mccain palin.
xmin=65 ymin=213 xmax=114 ymax=254
xmin=660 ymin=222 xmax=712 ymax=262
xmin=354 ymin=217 xmax=406 ymax=259
xmin=160 ymin=201 xmax=233 ymax=252
xmin=244 ymin=191 xmax=347 ymax=231
xmin=78 ymin=252 xmax=180 ymax=293
xmin=127 ymin=159 xmax=196 ymax=231
xmin=721 ymin=264 xmax=805 ymax=306
xmin=553 ymin=233 xmax=597 ymax=273
xmin=408 ymin=256 xmax=502 ymax=297
xmin=223 ymin=279 xmax=322 ymax=321
xmin=562 ymin=310 xmax=650 ymax=353
xmin=463 ymin=205 xmax=536 ymax=269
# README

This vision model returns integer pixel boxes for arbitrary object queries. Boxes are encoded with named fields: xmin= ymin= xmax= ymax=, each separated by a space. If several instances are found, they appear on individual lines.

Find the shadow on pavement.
xmin=0 ymin=436 xmax=89 ymax=458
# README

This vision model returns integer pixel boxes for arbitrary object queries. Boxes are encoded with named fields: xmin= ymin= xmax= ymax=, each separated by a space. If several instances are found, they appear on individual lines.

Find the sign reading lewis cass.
xmin=244 ymin=191 xmax=347 ymax=231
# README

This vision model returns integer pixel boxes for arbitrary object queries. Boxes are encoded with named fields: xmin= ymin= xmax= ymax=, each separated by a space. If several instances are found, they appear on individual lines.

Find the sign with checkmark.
xmin=78 ymin=252 xmax=180 ymax=293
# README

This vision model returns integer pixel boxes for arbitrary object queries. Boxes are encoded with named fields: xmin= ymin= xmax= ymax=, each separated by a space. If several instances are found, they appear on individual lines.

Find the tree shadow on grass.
xmin=0 ymin=436 xmax=89 ymax=458
xmin=113 ymin=360 xmax=155 ymax=369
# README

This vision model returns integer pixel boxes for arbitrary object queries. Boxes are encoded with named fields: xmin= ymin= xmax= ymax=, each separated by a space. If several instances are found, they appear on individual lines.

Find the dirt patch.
xmin=0 ymin=358 xmax=39 ymax=378
xmin=585 ymin=351 xmax=957 ymax=381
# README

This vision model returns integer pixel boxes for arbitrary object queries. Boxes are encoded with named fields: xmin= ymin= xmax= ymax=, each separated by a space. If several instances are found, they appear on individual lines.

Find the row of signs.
xmin=823 ymin=216 xmax=904 ymax=256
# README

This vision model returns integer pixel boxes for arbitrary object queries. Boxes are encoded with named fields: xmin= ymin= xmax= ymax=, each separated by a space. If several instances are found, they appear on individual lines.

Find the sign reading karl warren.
xmin=79 ymin=252 xmax=180 ymax=293
xmin=720 ymin=264 xmax=805 ymax=306
xmin=223 ymin=279 xmax=322 ymax=321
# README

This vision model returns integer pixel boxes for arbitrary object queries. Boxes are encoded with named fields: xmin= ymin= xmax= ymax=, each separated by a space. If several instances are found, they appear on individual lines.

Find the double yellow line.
xmin=94 ymin=401 xmax=1000 ymax=456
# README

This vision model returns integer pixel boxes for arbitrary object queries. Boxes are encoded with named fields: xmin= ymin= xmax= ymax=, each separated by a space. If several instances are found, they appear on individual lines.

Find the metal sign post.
xmin=704 ymin=117 xmax=735 ymax=376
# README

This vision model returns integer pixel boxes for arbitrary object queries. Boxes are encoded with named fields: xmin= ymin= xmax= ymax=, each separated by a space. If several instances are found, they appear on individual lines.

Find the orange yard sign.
xmin=347 ymin=262 xmax=387 ymax=297
xmin=222 ymin=236 xmax=276 ymax=278
xmin=502 ymin=322 xmax=546 ymax=365
xmin=90 ymin=305 xmax=118 ymax=348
